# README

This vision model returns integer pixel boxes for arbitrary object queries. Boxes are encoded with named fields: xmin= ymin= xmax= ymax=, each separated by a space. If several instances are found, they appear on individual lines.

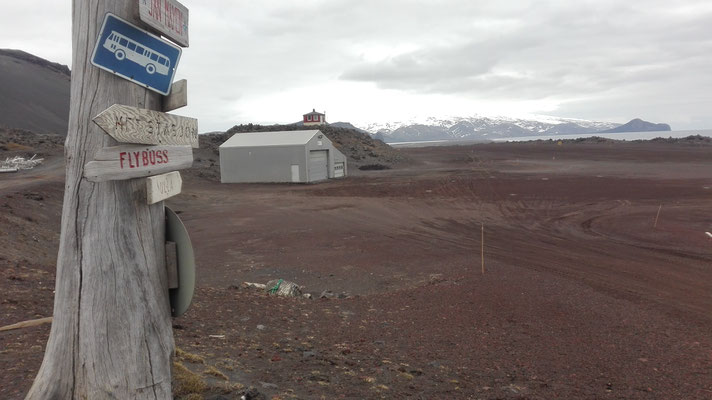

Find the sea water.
xmin=493 ymin=129 xmax=712 ymax=143
xmin=389 ymin=129 xmax=712 ymax=148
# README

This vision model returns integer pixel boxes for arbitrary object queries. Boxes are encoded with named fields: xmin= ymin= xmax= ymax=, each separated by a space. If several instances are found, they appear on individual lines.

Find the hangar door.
xmin=308 ymin=150 xmax=328 ymax=181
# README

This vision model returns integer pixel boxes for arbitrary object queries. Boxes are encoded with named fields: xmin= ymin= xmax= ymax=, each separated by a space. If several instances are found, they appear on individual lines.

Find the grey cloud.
xmin=339 ymin=1 xmax=712 ymax=106
xmin=340 ymin=32 xmax=541 ymax=89
xmin=6 ymin=0 xmax=711 ymax=130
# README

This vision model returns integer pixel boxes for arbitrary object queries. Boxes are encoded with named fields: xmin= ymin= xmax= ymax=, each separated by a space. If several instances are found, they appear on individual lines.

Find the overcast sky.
xmin=2 ymin=0 xmax=711 ymax=132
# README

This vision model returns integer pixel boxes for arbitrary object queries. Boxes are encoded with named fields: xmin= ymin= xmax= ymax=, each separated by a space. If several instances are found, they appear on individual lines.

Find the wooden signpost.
xmin=147 ymin=171 xmax=182 ymax=204
xmin=27 ymin=1 xmax=196 ymax=398
xmin=84 ymin=144 xmax=193 ymax=182
xmin=139 ymin=0 xmax=190 ymax=47
xmin=93 ymin=104 xmax=199 ymax=148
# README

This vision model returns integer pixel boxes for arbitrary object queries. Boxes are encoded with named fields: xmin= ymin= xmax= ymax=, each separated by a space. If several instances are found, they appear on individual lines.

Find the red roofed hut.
xmin=303 ymin=109 xmax=326 ymax=126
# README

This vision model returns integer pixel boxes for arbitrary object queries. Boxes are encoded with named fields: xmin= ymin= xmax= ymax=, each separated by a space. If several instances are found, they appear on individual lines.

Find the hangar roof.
xmin=220 ymin=130 xmax=322 ymax=148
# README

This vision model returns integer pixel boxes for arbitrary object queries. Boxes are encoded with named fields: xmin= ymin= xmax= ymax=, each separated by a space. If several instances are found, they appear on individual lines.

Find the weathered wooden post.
xmin=27 ymin=1 xmax=193 ymax=398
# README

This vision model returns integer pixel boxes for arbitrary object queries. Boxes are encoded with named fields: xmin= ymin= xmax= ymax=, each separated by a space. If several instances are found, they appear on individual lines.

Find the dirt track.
xmin=2 ymin=140 xmax=712 ymax=399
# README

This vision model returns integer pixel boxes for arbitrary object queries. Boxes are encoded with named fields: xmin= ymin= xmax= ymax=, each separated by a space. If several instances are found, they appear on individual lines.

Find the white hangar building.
xmin=219 ymin=130 xmax=347 ymax=183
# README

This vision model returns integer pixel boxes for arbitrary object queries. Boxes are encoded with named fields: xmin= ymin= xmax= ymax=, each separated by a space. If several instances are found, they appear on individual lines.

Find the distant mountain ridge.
xmin=0 ymin=49 xmax=70 ymax=135
xmin=0 ymin=49 xmax=672 ymax=142
xmin=601 ymin=118 xmax=671 ymax=133
xmin=352 ymin=116 xmax=671 ymax=143
xmin=327 ymin=121 xmax=371 ymax=134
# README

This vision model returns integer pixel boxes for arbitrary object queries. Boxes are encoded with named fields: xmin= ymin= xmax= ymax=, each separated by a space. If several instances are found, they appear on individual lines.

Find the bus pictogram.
xmin=103 ymin=30 xmax=171 ymax=75
xmin=91 ymin=13 xmax=182 ymax=95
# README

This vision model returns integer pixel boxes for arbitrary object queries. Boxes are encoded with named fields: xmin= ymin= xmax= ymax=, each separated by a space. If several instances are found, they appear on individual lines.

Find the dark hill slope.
xmin=0 ymin=126 xmax=65 ymax=156
xmin=0 ymin=50 xmax=70 ymax=135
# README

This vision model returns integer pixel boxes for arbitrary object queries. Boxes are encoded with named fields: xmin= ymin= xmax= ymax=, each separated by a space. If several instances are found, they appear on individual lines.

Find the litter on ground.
xmin=1 ymin=154 xmax=43 ymax=171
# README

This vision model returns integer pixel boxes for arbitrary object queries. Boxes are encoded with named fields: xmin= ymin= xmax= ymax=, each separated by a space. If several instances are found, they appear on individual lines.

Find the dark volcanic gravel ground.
xmin=2 ymin=139 xmax=712 ymax=399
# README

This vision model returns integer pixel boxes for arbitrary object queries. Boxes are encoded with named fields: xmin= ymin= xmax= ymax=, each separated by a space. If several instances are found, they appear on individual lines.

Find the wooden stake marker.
xmin=481 ymin=223 xmax=485 ymax=275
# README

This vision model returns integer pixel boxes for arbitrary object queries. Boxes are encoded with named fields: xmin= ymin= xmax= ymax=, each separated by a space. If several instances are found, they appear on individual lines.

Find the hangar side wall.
xmin=332 ymin=149 xmax=347 ymax=178
xmin=220 ymin=145 xmax=307 ymax=183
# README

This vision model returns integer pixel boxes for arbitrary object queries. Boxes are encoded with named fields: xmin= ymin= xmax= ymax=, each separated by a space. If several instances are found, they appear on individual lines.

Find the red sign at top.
xmin=139 ymin=0 xmax=189 ymax=47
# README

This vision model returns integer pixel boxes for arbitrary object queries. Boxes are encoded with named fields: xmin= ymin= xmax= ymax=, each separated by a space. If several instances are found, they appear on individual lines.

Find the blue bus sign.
xmin=91 ymin=13 xmax=182 ymax=95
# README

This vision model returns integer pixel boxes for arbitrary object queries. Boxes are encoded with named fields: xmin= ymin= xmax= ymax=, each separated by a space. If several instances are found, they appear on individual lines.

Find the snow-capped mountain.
xmin=354 ymin=115 xmax=621 ymax=143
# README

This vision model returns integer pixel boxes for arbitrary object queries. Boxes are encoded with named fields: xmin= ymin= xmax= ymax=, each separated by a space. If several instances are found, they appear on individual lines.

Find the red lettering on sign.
xmin=160 ymin=2 xmax=183 ymax=35
xmin=165 ymin=2 xmax=172 ymax=30
xmin=150 ymin=0 xmax=162 ymax=19
xmin=114 ymin=149 xmax=175 ymax=170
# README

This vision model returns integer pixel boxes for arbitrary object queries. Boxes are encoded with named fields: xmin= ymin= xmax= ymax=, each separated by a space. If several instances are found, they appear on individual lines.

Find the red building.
xmin=303 ymin=109 xmax=326 ymax=126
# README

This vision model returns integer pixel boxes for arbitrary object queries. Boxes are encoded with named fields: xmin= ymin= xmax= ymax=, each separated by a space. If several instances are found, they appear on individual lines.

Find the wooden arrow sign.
xmin=147 ymin=171 xmax=182 ymax=204
xmin=93 ymin=104 xmax=199 ymax=148
xmin=162 ymin=79 xmax=188 ymax=112
xmin=84 ymin=144 xmax=193 ymax=182
xmin=139 ymin=0 xmax=190 ymax=47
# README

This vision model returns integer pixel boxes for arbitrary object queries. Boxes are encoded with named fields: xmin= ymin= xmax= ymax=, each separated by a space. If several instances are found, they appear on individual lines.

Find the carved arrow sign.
xmin=84 ymin=144 xmax=193 ymax=182
xmin=139 ymin=0 xmax=190 ymax=47
xmin=146 ymin=171 xmax=182 ymax=204
xmin=93 ymin=104 xmax=199 ymax=148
